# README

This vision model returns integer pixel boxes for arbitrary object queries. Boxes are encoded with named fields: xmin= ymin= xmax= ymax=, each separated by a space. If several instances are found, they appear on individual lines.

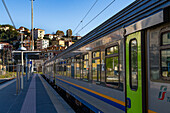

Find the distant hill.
xmin=0 ymin=24 xmax=19 ymax=45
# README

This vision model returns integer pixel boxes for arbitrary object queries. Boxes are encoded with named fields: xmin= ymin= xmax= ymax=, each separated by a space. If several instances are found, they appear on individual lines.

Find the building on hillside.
xmin=72 ymin=36 xmax=82 ymax=41
xmin=13 ymin=40 xmax=18 ymax=46
xmin=0 ymin=26 xmax=10 ymax=31
xmin=64 ymin=37 xmax=73 ymax=47
xmin=65 ymin=40 xmax=73 ymax=47
xmin=0 ymin=43 xmax=11 ymax=65
xmin=16 ymin=26 xmax=31 ymax=40
xmin=17 ymin=34 xmax=28 ymax=40
xmin=53 ymin=34 xmax=57 ymax=38
xmin=51 ymin=36 xmax=74 ymax=48
xmin=0 ymin=44 xmax=13 ymax=72
xmin=40 ymin=46 xmax=63 ymax=61
xmin=16 ymin=26 xmax=30 ymax=34
xmin=0 ymin=42 xmax=10 ymax=50
xmin=59 ymin=40 xmax=65 ymax=47
xmin=44 ymin=34 xmax=53 ymax=40
xmin=52 ymin=38 xmax=65 ymax=47
xmin=24 ymin=39 xmax=33 ymax=50
xmin=37 ymin=39 xmax=49 ymax=50
xmin=34 ymin=60 xmax=43 ymax=72
xmin=16 ymin=26 xmax=25 ymax=33
xmin=32 ymin=28 xmax=45 ymax=40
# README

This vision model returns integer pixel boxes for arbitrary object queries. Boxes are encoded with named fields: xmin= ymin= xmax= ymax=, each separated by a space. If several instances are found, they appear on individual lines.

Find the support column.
xmin=30 ymin=60 xmax=32 ymax=77
xmin=26 ymin=54 xmax=28 ymax=81
xmin=16 ymin=64 xmax=19 ymax=94
xmin=28 ymin=59 xmax=30 ymax=80
xmin=18 ymin=64 xmax=21 ymax=92
xmin=21 ymin=51 xmax=24 ymax=89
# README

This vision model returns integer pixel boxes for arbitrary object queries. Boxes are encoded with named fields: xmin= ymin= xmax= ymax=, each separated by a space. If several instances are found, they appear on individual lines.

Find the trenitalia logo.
xmin=158 ymin=86 xmax=167 ymax=100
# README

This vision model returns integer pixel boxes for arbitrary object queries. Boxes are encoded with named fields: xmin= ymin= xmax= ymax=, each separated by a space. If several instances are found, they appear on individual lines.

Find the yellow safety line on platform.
xmin=148 ymin=109 xmax=157 ymax=113
xmin=56 ymin=77 xmax=125 ymax=106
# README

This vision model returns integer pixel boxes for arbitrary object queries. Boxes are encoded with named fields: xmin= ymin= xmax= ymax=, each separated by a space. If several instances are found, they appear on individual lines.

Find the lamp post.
xmin=17 ymin=34 xmax=27 ymax=90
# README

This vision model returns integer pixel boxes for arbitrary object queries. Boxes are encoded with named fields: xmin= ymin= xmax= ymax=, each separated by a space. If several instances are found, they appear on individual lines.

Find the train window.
xmin=84 ymin=54 xmax=89 ymax=60
xmin=129 ymin=39 xmax=138 ymax=90
xmin=63 ymin=61 xmax=67 ymax=76
xmin=67 ymin=65 xmax=71 ymax=77
xmin=161 ymin=32 xmax=170 ymax=46
xmin=92 ymin=59 xmax=101 ymax=82
xmin=106 ymin=46 xmax=118 ymax=55
xmin=56 ymin=63 xmax=59 ymax=75
xmin=59 ymin=65 xmax=62 ymax=75
xmin=105 ymin=45 xmax=119 ymax=87
xmin=160 ymin=32 xmax=170 ymax=80
xmin=76 ymin=56 xmax=81 ymax=79
xmin=82 ymin=54 xmax=89 ymax=81
xmin=59 ymin=61 xmax=64 ymax=76
xmin=92 ymin=51 xmax=101 ymax=83
xmin=150 ymin=30 xmax=170 ymax=82
xmin=67 ymin=59 xmax=71 ymax=77
xmin=76 ymin=57 xmax=81 ymax=62
xmin=71 ymin=58 xmax=75 ymax=78
xmin=93 ymin=51 xmax=100 ymax=58
xmin=161 ymin=50 xmax=170 ymax=79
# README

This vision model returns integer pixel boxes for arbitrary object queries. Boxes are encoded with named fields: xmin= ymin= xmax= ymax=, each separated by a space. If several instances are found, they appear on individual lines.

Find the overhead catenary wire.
xmin=76 ymin=0 xmax=116 ymax=35
xmin=73 ymin=0 xmax=98 ymax=35
xmin=2 ymin=0 xmax=16 ymax=29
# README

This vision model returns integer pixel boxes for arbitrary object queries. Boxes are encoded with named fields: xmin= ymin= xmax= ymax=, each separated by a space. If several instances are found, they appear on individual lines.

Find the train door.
xmin=125 ymin=31 xmax=146 ymax=113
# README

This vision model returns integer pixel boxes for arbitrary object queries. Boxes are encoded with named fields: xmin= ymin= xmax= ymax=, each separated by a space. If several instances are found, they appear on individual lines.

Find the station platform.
xmin=0 ymin=74 xmax=75 ymax=113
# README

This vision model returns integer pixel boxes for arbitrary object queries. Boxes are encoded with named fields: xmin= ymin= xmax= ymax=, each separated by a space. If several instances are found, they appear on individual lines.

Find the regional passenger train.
xmin=43 ymin=0 xmax=170 ymax=113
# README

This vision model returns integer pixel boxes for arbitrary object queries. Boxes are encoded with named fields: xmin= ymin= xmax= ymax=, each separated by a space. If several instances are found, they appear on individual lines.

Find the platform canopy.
xmin=12 ymin=51 xmax=41 ymax=60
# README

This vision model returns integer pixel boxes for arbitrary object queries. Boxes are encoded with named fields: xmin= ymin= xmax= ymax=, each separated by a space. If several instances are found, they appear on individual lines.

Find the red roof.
xmin=45 ymin=34 xmax=52 ymax=36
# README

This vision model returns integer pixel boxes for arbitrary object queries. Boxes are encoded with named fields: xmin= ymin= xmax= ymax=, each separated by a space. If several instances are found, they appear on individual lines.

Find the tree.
xmin=56 ymin=30 xmax=64 ymax=36
xmin=0 ymin=24 xmax=18 ymax=43
xmin=66 ymin=29 xmax=72 ymax=37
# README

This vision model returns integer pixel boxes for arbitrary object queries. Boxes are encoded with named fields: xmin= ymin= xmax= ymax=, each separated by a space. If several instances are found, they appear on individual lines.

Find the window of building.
xmin=105 ymin=45 xmax=119 ymax=87
xmin=92 ymin=51 xmax=101 ymax=83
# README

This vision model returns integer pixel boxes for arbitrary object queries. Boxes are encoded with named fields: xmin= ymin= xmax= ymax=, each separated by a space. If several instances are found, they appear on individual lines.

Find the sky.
xmin=0 ymin=0 xmax=135 ymax=36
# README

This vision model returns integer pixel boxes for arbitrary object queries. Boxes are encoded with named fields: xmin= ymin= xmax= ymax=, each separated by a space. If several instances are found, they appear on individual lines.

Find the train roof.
xmin=55 ymin=0 xmax=170 ymax=60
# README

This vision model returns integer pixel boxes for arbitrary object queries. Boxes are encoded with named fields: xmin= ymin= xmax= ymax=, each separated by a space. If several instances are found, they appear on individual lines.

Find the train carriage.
xmin=43 ymin=0 xmax=170 ymax=113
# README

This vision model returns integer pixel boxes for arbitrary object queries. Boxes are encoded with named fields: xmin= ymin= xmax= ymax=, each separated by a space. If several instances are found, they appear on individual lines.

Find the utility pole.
xmin=31 ymin=0 xmax=35 ymax=76
xmin=31 ymin=0 xmax=34 ymax=51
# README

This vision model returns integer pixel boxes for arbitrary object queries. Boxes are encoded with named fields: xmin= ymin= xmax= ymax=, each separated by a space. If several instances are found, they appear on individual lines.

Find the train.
xmin=43 ymin=0 xmax=170 ymax=113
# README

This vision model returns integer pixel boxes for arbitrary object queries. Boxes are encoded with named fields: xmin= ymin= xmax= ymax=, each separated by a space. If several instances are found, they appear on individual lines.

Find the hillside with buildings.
xmin=0 ymin=24 xmax=82 ymax=51
xmin=0 ymin=24 xmax=82 ymax=74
